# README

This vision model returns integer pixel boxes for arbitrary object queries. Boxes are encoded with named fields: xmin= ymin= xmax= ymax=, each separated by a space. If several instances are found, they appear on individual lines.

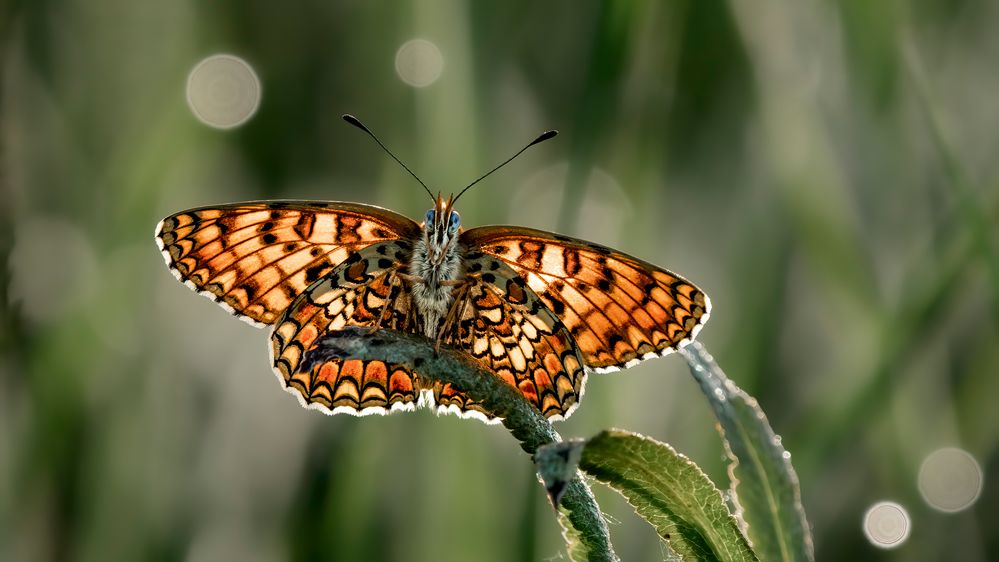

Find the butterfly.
xmin=155 ymin=116 xmax=710 ymax=423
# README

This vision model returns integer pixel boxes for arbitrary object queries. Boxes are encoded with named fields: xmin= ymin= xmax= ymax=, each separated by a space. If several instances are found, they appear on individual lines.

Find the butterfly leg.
xmin=436 ymin=280 xmax=475 ymax=352
xmin=435 ymin=273 xmax=482 ymax=349
xmin=385 ymin=271 xmax=429 ymax=335
xmin=396 ymin=272 xmax=424 ymax=284
xmin=367 ymin=272 xmax=403 ymax=335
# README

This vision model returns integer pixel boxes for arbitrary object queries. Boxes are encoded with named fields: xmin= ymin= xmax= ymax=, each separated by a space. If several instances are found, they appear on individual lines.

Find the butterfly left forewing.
xmin=156 ymin=201 xmax=420 ymax=325
xmin=462 ymin=226 xmax=710 ymax=372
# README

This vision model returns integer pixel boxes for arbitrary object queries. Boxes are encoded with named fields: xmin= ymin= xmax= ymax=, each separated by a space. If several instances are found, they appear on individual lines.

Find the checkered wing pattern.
xmin=434 ymin=254 xmax=586 ymax=420
xmin=155 ymin=201 xmax=420 ymax=326
xmin=270 ymin=241 xmax=420 ymax=414
xmin=462 ymin=226 xmax=710 ymax=373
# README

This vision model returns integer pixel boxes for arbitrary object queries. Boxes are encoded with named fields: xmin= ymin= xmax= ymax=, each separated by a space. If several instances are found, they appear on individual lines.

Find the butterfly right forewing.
xmin=462 ymin=226 xmax=710 ymax=372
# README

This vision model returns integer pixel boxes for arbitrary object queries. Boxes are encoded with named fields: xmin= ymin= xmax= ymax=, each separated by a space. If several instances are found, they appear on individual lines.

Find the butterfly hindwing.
xmin=462 ymin=226 xmax=710 ymax=372
xmin=439 ymin=254 xmax=586 ymax=420
xmin=292 ymin=356 xmax=423 ymax=415
xmin=270 ymin=240 xmax=420 ymax=414
xmin=269 ymin=241 xmax=586 ymax=420
xmin=155 ymin=201 xmax=420 ymax=326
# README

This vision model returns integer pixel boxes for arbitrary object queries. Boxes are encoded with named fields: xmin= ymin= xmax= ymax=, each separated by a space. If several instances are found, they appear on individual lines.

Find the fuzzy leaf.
xmin=540 ymin=430 xmax=758 ymax=562
xmin=681 ymin=342 xmax=814 ymax=562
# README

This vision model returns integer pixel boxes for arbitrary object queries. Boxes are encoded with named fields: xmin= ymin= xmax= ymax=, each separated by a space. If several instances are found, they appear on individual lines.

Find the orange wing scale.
xmin=286 ymin=358 xmax=422 ymax=415
xmin=439 ymin=254 xmax=586 ymax=419
xmin=271 ymin=242 xmax=586 ymax=420
xmin=462 ymin=225 xmax=710 ymax=372
xmin=270 ymin=241 xmax=422 ymax=415
xmin=155 ymin=201 xmax=419 ymax=325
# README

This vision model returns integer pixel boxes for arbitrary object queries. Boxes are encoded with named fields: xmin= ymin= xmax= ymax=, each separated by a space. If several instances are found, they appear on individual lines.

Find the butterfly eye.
xmin=425 ymin=210 xmax=435 ymax=225
xmin=448 ymin=211 xmax=460 ymax=233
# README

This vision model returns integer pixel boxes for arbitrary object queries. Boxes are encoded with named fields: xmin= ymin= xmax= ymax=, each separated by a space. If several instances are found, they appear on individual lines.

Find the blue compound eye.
xmin=448 ymin=211 xmax=460 ymax=233
xmin=425 ymin=209 xmax=435 ymax=225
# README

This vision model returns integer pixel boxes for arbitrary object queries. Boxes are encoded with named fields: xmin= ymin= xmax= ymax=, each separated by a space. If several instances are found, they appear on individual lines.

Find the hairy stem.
xmin=309 ymin=327 xmax=617 ymax=561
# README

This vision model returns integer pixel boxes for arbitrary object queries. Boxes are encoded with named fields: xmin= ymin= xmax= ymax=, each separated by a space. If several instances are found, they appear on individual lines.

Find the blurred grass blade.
xmin=680 ymin=342 xmax=814 ymax=562
xmin=904 ymin=40 xmax=999 ymax=323
xmin=538 ymin=431 xmax=758 ymax=562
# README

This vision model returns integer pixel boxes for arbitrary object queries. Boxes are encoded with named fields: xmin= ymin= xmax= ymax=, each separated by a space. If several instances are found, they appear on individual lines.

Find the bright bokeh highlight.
xmin=395 ymin=39 xmax=444 ymax=87
xmin=918 ymin=448 xmax=983 ymax=513
xmin=9 ymin=216 xmax=99 ymax=324
xmin=863 ymin=501 xmax=911 ymax=549
xmin=186 ymin=54 xmax=261 ymax=129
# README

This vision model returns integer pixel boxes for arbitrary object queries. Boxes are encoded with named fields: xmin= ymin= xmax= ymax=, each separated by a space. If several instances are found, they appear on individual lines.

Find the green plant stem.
xmin=310 ymin=327 xmax=617 ymax=562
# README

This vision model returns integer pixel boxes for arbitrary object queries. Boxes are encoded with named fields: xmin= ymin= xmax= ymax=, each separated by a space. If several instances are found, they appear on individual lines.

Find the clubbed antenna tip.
xmin=342 ymin=114 xmax=434 ymax=201
xmin=455 ymin=128 xmax=559 ymax=201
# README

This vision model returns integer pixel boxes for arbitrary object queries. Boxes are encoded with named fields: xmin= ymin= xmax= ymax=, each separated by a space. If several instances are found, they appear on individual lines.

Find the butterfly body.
xmin=407 ymin=194 xmax=464 ymax=339
xmin=156 ymin=196 xmax=710 ymax=422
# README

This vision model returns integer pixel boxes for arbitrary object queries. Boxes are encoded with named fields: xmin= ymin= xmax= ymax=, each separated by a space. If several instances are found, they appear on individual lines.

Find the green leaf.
xmin=538 ymin=430 xmax=758 ymax=562
xmin=681 ymin=342 xmax=814 ymax=562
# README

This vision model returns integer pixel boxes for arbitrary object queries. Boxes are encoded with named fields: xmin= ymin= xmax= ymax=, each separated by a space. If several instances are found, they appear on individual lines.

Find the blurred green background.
xmin=2 ymin=1 xmax=997 ymax=560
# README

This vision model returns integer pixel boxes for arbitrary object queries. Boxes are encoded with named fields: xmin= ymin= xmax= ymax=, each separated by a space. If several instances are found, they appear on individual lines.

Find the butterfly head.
xmin=423 ymin=193 xmax=461 ymax=265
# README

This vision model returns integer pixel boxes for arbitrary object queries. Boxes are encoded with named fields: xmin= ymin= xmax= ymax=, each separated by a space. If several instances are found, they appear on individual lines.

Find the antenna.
xmin=454 ymin=130 xmax=558 ymax=202
xmin=342 ymin=114 xmax=434 ymax=200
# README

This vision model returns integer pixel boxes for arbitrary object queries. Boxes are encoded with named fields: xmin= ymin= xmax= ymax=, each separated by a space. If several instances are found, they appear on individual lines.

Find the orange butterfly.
xmin=155 ymin=117 xmax=710 ymax=422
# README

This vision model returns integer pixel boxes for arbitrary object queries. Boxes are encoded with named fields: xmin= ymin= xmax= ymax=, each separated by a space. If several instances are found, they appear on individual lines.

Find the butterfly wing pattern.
xmin=157 ymin=201 xmax=710 ymax=423
xmin=437 ymin=254 xmax=586 ymax=420
xmin=270 ymin=240 xmax=424 ymax=416
xmin=156 ymin=203 xmax=427 ymax=416
xmin=461 ymin=226 xmax=710 ymax=373
xmin=155 ymin=201 xmax=420 ymax=326
xmin=268 ymin=242 xmax=585 ymax=421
